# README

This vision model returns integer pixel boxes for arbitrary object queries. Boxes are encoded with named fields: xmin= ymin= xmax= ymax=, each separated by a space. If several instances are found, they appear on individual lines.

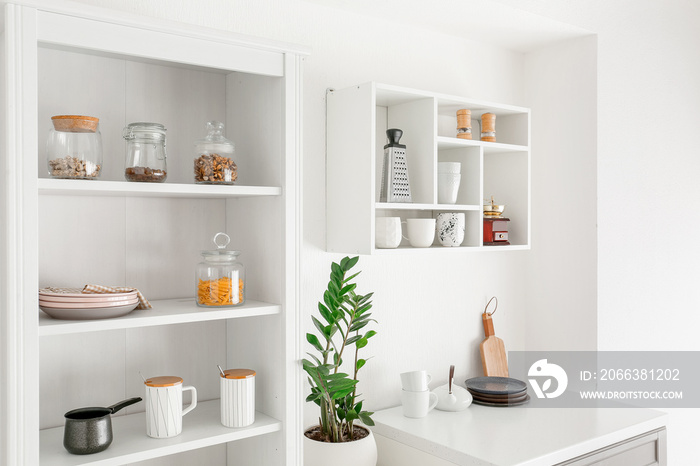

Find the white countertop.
xmin=372 ymin=404 xmax=667 ymax=466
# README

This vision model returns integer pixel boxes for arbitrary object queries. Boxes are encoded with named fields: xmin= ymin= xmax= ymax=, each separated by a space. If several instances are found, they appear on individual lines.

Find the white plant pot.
xmin=304 ymin=425 xmax=377 ymax=466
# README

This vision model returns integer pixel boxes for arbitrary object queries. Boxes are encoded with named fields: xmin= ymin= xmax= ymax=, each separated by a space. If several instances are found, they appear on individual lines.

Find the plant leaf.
xmin=342 ymin=271 xmax=360 ymax=284
xmin=356 ymin=358 xmax=366 ymax=371
xmin=343 ymin=256 xmax=359 ymax=271
xmin=339 ymin=283 xmax=357 ymax=296
xmin=345 ymin=335 xmax=362 ymax=345
xmin=358 ymin=412 xmax=375 ymax=426
xmin=306 ymin=333 xmax=324 ymax=352
xmin=349 ymin=320 xmax=370 ymax=333
xmin=306 ymin=353 xmax=321 ymax=365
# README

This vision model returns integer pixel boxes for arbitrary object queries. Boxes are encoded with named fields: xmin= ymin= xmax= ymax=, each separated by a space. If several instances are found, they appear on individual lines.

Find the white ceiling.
xmin=302 ymin=0 xmax=592 ymax=53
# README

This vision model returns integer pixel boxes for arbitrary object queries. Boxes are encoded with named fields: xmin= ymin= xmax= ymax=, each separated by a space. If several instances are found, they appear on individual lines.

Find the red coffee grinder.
xmin=483 ymin=196 xmax=510 ymax=246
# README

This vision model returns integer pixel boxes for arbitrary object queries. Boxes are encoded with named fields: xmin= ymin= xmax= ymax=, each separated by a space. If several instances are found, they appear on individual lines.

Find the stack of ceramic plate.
xmin=464 ymin=376 xmax=530 ymax=407
xmin=39 ymin=288 xmax=139 ymax=320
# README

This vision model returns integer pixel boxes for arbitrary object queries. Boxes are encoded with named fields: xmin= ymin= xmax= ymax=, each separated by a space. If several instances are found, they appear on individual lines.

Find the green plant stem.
xmin=332 ymin=301 xmax=357 ymax=374
xmin=349 ymin=331 xmax=360 ymax=441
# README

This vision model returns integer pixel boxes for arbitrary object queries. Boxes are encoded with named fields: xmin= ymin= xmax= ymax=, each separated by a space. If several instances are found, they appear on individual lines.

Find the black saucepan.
xmin=63 ymin=397 xmax=142 ymax=455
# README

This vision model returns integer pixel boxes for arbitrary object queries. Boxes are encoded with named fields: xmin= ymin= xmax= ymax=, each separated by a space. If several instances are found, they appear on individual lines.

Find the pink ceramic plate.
xmin=39 ymin=302 xmax=139 ymax=320
xmin=38 ymin=297 xmax=139 ymax=309
xmin=39 ymin=288 xmax=137 ymax=299
xmin=38 ymin=293 xmax=138 ymax=303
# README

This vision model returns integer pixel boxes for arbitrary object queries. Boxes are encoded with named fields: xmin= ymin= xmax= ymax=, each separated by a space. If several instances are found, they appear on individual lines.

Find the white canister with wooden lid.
xmin=220 ymin=368 xmax=256 ymax=427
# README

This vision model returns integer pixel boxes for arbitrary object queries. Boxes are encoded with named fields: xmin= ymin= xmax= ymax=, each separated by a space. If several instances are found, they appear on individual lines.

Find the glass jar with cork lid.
xmin=46 ymin=115 xmax=103 ymax=179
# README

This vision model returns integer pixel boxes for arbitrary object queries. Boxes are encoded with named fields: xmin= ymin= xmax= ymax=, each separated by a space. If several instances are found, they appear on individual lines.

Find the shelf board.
xmin=39 ymin=400 xmax=280 ymax=466
xmin=436 ymin=136 xmax=528 ymax=153
xmin=38 ymin=298 xmax=281 ymax=336
xmin=375 ymin=202 xmax=480 ymax=211
xmin=38 ymin=179 xmax=282 ymax=199
xmin=373 ymin=244 xmax=530 ymax=254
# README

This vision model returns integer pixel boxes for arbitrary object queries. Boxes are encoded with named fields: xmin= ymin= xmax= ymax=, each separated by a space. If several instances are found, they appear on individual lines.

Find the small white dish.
xmin=433 ymin=383 xmax=472 ymax=412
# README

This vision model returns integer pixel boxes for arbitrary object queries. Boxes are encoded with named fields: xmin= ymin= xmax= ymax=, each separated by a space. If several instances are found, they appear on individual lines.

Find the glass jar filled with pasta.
xmin=196 ymin=232 xmax=245 ymax=308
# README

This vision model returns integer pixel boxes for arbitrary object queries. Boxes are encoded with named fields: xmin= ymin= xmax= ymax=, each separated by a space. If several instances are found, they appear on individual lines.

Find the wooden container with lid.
xmin=480 ymin=113 xmax=496 ymax=142
xmin=456 ymin=109 xmax=472 ymax=140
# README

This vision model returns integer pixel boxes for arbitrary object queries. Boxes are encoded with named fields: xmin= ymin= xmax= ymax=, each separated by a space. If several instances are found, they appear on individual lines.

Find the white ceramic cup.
xmin=438 ymin=173 xmax=461 ymax=204
xmin=436 ymin=213 xmax=465 ymax=247
xmin=437 ymin=162 xmax=461 ymax=174
xmin=404 ymin=218 xmax=435 ymax=248
xmin=401 ymin=389 xmax=439 ymax=418
xmin=400 ymin=370 xmax=432 ymax=391
xmin=375 ymin=217 xmax=402 ymax=249
xmin=220 ymin=368 xmax=256 ymax=428
xmin=144 ymin=376 xmax=197 ymax=439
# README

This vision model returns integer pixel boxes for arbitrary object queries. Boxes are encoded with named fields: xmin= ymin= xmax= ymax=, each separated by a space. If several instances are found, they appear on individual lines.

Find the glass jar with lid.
xmin=194 ymin=121 xmax=237 ymax=184
xmin=123 ymin=122 xmax=167 ymax=182
xmin=46 ymin=115 xmax=103 ymax=179
xmin=196 ymin=232 xmax=245 ymax=307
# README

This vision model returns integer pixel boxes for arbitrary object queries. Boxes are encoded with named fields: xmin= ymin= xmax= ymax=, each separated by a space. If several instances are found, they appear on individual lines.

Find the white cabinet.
xmin=371 ymin=405 xmax=667 ymax=466
xmin=0 ymin=1 xmax=305 ymax=465
xmin=556 ymin=429 xmax=666 ymax=466
xmin=327 ymin=82 xmax=530 ymax=255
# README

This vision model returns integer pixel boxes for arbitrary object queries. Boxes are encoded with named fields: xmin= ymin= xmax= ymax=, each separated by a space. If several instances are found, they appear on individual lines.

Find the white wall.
xmin=69 ymin=0 xmax=601 ymax=462
xmin=499 ymin=0 xmax=700 ymax=463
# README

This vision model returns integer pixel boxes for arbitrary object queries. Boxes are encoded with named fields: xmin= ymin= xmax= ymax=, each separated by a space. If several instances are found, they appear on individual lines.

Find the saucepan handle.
xmin=107 ymin=397 xmax=142 ymax=414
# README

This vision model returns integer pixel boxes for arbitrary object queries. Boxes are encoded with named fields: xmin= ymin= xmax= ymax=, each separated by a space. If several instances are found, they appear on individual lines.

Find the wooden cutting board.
xmin=480 ymin=312 xmax=509 ymax=377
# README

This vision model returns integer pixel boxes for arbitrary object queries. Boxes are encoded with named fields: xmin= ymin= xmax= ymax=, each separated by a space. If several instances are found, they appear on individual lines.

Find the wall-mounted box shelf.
xmin=327 ymin=82 xmax=530 ymax=255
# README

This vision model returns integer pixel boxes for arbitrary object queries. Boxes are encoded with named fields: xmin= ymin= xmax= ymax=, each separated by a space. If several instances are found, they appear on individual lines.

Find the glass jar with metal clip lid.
xmin=123 ymin=122 xmax=167 ymax=182
xmin=196 ymin=232 xmax=245 ymax=308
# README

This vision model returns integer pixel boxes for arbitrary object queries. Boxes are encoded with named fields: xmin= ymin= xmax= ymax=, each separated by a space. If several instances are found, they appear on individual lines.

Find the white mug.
xmin=144 ymin=376 xmax=197 ymax=438
xmin=401 ymin=389 xmax=439 ymax=418
xmin=438 ymin=173 xmax=461 ymax=204
xmin=404 ymin=218 xmax=435 ymax=248
xmin=400 ymin=370 xmax=432 ymax=391
xmin=220 ymin=368 xmax=256 ymax=428
xmin=436 ymin=213 xmax=465 ymax=247
xmin=375 ymin=217 xmax=402 ymax=249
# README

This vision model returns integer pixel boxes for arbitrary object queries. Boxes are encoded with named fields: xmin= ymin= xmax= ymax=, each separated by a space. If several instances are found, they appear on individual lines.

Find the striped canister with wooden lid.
xmin=220 ymin=368 xmax=256 ymax=427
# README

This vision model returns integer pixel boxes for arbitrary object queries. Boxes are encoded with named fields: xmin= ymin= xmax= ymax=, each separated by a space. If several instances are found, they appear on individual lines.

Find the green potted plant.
xmin=302 ymin=256 xmax=378 ymax=466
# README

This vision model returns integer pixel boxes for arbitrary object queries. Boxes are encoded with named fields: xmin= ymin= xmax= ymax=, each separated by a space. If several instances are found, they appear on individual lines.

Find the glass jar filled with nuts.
xmin=194 ymin=121 xmax=237 ymax=184
xmin=46 ymin=115 xmax=103 ymax=179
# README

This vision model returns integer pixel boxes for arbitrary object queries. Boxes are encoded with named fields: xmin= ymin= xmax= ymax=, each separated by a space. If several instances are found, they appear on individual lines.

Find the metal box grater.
xmin=379 ymin=128 xmax=412 ymax=203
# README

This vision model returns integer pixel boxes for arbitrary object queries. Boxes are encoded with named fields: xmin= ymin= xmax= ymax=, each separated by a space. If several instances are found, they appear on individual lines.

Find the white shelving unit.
xmin=1 ymin=1 xmax=305 ymax=465
xmin=327 ymin=82 xmax=530 ymax=255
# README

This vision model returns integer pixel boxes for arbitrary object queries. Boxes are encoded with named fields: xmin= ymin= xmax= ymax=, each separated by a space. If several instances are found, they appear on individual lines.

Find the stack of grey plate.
xmin=465 ymin=376 xmax=530 ymax=407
